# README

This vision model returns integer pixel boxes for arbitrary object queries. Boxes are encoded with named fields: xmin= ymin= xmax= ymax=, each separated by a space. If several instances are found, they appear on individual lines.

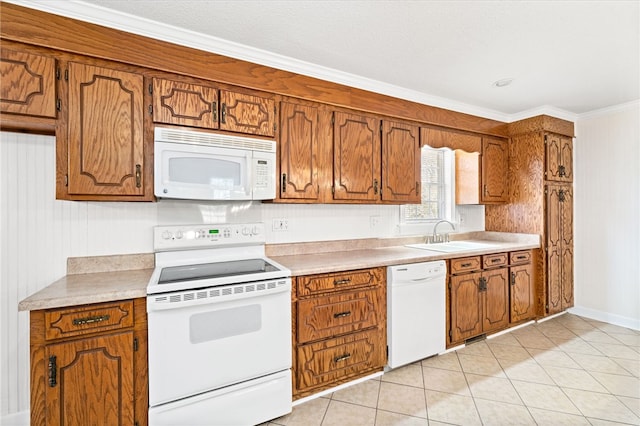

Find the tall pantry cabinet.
xmin=485 ymin=115 xmax=574 ymax=317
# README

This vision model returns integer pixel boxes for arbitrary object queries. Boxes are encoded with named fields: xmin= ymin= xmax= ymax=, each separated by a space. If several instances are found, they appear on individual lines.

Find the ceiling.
xmin=8 ymin=0 xmax=640 ymax=121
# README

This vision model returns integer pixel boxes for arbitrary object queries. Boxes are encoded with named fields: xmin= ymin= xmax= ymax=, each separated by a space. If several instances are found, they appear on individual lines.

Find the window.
xmin=401 ymin=146 xmax=455 ymax=223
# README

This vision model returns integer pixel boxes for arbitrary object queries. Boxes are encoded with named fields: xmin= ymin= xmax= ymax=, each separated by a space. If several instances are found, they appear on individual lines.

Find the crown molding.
xmin=577 ymin=99 xmax=640 ymax=120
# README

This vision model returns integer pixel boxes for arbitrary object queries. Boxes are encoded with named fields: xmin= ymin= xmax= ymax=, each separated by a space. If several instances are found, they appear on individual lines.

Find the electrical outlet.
xmin=272 ymin=218 xmax=289 ymax=232
xmin=369 ymin=215 xmax=381 ymax=229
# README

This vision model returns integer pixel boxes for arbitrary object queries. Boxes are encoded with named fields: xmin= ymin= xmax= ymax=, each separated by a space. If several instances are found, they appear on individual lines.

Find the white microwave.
xmin=154 ymin=127 xmax=276 ymax=201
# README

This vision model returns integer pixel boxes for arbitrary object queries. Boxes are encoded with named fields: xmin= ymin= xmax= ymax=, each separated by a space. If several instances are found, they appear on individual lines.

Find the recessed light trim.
xmin=493 ymin=78 xmax=514 ymax=88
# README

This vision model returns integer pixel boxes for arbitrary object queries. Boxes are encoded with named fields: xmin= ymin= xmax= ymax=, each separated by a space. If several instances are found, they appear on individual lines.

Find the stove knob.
xmin=161 ymin=230 xmax=172 ymax=240
xmin=252 ymin=225 xmax=259 ymax=235
xmin=175 ymin=230 xmax=183 ymax=239
xmin=241 ymin=227 xmax=249 ymax=236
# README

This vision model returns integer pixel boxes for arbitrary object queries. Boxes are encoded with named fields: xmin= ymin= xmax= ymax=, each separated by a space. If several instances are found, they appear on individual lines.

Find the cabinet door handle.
xmin=72 ymin=314 xmax=110 ymax=326
xmin=135 ymin=164 xmax=141 ymax=188
xmin=559 ymin=165 xmax=566 ymax=177
xmin=510 ymin=272 xmax=516 ymax=286
xmin=333 ymin=311 xmax=352 ymax=319
xmin=334 ymin=353 xmax=351 ymax=363
xmin=212 ymin=101 xmax=218 ymax=121
xmin=221 ymin=103 xmax=227 ymax=124
xmin=478 ymin=277 xmax=487 ymax=291
xmin=373 ymin=179 xmax=379 ymax=195
xmin=333 ymin=278 xmax=351 ymax=286
xmin=281 ymin=173 xmax=287 ymax=192
xmin=48 ymin=355 xmax=57 ymax=387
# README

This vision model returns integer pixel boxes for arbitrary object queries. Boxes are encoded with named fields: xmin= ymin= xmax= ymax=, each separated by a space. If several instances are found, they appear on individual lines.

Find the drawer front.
xmin=510 ymin=250 xmax=532 ymax=265
xmin=297 ymin=288 xmax=385 ymax=344
xmin=297 ymin=267 xmax=385 ymax=297
xmin=483 ymin=253 xmax=508 ymax=269
xmin=45 ymin=300 xmax=134 ymax=341
xmin=296 ymin=328 xmax=386 ymax=392
xmin=450 ymin=256 xmax=482 ymax=274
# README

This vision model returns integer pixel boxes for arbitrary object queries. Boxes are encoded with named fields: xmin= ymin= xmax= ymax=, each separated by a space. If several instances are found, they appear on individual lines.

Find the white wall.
xmin=0 ymin=131 xmax=484 ymax=421
xmin=572 ymin=101 xmax=640 ymax=329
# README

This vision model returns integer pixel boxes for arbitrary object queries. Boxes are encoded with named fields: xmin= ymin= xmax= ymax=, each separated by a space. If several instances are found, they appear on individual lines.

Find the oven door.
xmin=147 ymin=279 xmax=291 ymax=407
xmin=154 ymin=140 xmax=252 ymax=200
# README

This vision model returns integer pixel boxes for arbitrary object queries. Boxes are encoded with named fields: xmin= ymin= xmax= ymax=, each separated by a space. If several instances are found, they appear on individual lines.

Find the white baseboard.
xmin=1 ymin=410 xmax=29 ymax=426
xmin=569 ymin=306 xmax=640 ymax=331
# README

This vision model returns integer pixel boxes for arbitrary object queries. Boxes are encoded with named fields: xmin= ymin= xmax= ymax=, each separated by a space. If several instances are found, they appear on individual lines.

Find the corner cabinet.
xmin=57 ymin=61 xmax=153 ymax=201
xmin=485 ymin=115 xmax=575 ymax=318
xmin=292 ymin=267 xmax=386 ymax=399
xmin=30 ymin=299 xmax=148 ymax=426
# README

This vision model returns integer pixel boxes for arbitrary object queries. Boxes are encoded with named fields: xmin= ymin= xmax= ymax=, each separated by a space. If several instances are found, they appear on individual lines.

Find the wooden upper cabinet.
xmin=0 ymin=46 xmax=56 ymax=118
xmin=64 ymin=61 xmax=146 ymax=198
xmin=545 ymin=133 xmax=573 ymax=182
xmin=279 ymin=101 xmax=319 ymax=200
xmin=481 ymin=136 xmax=509 ymax=203
xmin=333 ymin=111 xmax=381 ymax=201
xmin=381 ymin=120 xmax=420 ymax=203
xmin=219 ymin=89 xmax=275 ymax=136
xmin=152 ymin=78 xmax=218 ymax=129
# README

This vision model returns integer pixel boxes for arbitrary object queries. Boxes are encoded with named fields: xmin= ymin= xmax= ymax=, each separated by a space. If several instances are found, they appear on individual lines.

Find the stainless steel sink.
xmin=405 ymin=241 xmax=499 ymax=253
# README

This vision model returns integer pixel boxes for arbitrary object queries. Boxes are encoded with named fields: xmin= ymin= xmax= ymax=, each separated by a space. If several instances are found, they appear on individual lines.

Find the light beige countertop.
xmin=19 ymin=232 xmax=539 ymax=311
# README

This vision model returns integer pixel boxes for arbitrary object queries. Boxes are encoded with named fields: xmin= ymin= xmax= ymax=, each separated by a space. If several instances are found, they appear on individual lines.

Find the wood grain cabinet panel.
xmin=545 ymin=133 xmax=573 ymax=182
xmin=546 ymin=184 xmax=574 ymax=313
xmin=481 ymin=136 xmax=509 ymax=203
xmin=63 ymin=61 xmax=147 ymax=199
xmin=152 ymin=78 xmax=218 ymax=129
xmin=449 ymin=272 xmax=483 ymax=343
xmin=332 ymin=111 xmax=381 ymax=201
xmin=482 ymin=267 xmax=509 ymax=333
xmin=219 ymin=89 xmax=275 ymax=136
xmin=45 ymin=332 xmax=134 ymax=426
xmin=31 ymin=298 xmax=148 ymax=426
xmin=381 ymin=120 xmax=420 ymax=202
xmin=0 ymin=47 xmax=56 ymax=117
xmin=510 ymin=262 xmax=535 ymax=323
xmin=297 ymin=267 xmax=385 ymax=297
xmin=279 ymin=101 xmax=319 ymax=200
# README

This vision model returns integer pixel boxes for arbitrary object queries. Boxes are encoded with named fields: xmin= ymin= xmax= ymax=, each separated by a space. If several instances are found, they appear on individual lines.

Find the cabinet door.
xmin=510 ymin=263 xmax=535 ymax=323
xmin=449 ymin=272 xmax=482 ymax=343
xmin=561 ymin=187 xmax=574 ymax=309
xmin=546 ymin=184 xmax=563 ymax=314
xmin=0 ymin=47 xmax=56 ymax=117
xmin=481 ymin=137 xmax=508 ymax=203
xmin=482 ymin=268 xmax=509 ymax=333
xmin=152 ymin=78 xmax=218 ymax=129
xmin=45 ymin=332 xmax=134 ymax=426
xmin=333 ymin=111 xmax=381 ymax=201
xmin=66 ymin=62 xmax=145 ymax=197
xmin=381 ymin=120 xmax=420 ymax=202
xmin=279 ymin=101 xmax=319 ymax=200
xmin=219 ymin=89 xmax=275 ymax=136
xmin=545 ymin=134 xmax=573 ymax=182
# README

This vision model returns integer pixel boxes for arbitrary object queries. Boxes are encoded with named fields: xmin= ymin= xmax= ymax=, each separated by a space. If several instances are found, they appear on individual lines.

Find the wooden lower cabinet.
xmin=509 ymin=250 xmax=536 ymax=323
xmin=30 ymin=298 xmax=148 ymax=426
xmin=293 ymin=267 xmax=386 ymax=399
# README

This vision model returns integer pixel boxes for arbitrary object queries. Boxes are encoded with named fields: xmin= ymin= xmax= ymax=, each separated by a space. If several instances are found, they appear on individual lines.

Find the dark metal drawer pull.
xmin=516 ymin=255 xmax=527 ymax=260
xmin=73 ymin=314 xmax=110 ymax=326
xmin=334 ymin=353 xmax=351 ymax=363
xmin=491 ymin=258 xmax=501 ymax=263
xmin=461 ymin=263 xmax=472 ymax=267
xmin=333 ymin=311 xmax=352 ymax=319
xmin=333 ymin=278 xmax=352 ymax=286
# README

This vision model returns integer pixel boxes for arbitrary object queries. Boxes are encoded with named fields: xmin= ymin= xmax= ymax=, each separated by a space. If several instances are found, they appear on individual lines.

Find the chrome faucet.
xmin=427 ymin=219 xmax=456 ymax=244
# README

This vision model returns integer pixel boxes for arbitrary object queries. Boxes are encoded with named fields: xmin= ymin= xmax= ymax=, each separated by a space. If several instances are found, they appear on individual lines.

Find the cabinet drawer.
xmin=296 ymin=328 xmax=386 ymax=392
xmin=297 ymin=288 xmax=385 ymax=344
xmin=45 ymin=300 xmax=134 ymax=341
xmin=450 ymin=256 xmax=481 ymax=274
xmin=483 ymin=253 xmax=508 ymax=269
xmin=297 ymin=267 xmax=385 ymax=297
xmin=510 ymin=250 xmax=532 ymax=265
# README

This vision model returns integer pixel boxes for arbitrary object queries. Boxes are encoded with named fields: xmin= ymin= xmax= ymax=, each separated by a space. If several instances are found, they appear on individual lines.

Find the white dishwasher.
xmin=387 ymin=260 xmax=447 ymax=369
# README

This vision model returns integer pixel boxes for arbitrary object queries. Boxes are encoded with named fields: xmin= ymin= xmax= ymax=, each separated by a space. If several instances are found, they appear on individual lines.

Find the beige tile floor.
xmin=270 ymin=313 xmax=640 ymax=425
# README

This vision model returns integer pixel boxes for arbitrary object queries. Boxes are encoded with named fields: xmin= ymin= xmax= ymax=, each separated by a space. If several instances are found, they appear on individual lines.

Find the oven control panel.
xmin=154 ymin=223 xmax=265 ymax=251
